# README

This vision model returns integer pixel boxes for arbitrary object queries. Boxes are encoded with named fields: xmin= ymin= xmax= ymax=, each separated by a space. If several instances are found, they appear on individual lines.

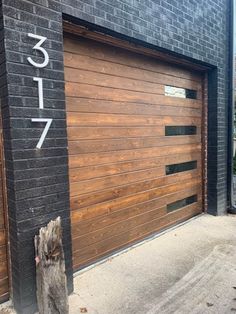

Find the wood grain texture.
xmin=66 ymin=97 xmax=202 ymax=117
xmin=64 ymin=53 xmax=202 ymax=92
xmin=69 ymin=153 xmax=201 ymax=182
xmin=65 ymin=66 xmax=165 ymax=95
xmin=64 ymin=34 xmax=203 ymax=270
xmin=65 ymin=83 xmax=201 ymax=108
xmin=67 ymin=111 xmax=201 ymax=127
xmin=70 ymin=170 xmax=201 ymax=211
xmin=35 ymin=217 xmax=69 ymax=314
xmin=0 ymin=246 xmax=7 ymax=263
xmin=71 ymin=186 xmax=201 ymax=238
xmin=73 ymin=202 xmax=202 ymax=269
xmin=64 ymin=36 xmax=203 ymax=82
xmin=67 ymin=125 xmax=165 ymax=140
xmin=70 ymin=166 xmax=165 ymax=196
xmin=69 ymin=144 xmax=201 ymax=168
xmin=0 ymin=197 xmax=9 ymax=303
xmin=0 ymin=130 xmax=9 ymax=302
xmin=68 ymin=135 xmax=201 ymax=155
xmin=70 ymin=174 xmax=201 ymax=218
xmin=0 ymin=277 xmax=9 ymax=303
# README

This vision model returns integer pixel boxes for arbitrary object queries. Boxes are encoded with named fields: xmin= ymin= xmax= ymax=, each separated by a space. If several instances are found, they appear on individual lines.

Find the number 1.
xmin=34 ymin=77 xmax=44 ymax=109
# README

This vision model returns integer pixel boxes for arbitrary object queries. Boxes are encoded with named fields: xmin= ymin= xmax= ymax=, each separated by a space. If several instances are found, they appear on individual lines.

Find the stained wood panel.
xmin=0 ymin=130 xmax=9 ymax=302
xmin=65 ymin=83 xmax=201 ymax=108
xmin=67 ymin=112 xmax=201 ymax=127
xmin=64 ymin=36 xmax=202 ymax=82
xmin=64 ymin=35 xmax=203 ymax=270
xmin=73 ymin=202 xmax=201 ymax=269
xmin=66 ymin=98 xmax=202 ymax=117
xmin=69 ymin=152 xmax=201 ymax=182
xmin=71 ymin=174 xmax=201 ymax=219
xmin=68 ymin=135 xmax=201 ymax=155
xmin=69 ymin=144 xmax=201 ymax=168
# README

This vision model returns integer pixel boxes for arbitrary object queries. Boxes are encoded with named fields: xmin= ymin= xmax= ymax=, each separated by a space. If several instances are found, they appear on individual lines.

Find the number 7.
xmin=31 ymin=118 xmax=52 ymax=149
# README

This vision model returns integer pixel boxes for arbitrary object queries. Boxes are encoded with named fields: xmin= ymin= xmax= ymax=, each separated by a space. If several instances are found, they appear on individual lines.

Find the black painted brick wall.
xmin=1 ymin=1 xmax=73 ymax=313
xmin=60 ymin=0 xmax=230 ymax=216
xmin=0 ymin=0 xmax=230 ymax=313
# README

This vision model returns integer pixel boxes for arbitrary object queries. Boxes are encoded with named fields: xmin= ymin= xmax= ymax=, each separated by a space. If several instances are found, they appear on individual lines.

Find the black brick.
xmin=0 ymin=0 xmax=231 ymax=313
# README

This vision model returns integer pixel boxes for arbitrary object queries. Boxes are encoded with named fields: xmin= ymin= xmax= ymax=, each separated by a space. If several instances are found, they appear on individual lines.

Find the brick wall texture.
xmin=0 ymin=0 xmax=230 ymax=313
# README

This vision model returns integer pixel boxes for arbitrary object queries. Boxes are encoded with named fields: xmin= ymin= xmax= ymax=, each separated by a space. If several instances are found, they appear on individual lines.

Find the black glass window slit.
xmin=166 ymin=160 xmax=197 ymax=175
xmin=165 ymin=126 xmax=197 ymax=136
xmin=185 ymin=89 xmax=197 ymax=99
xmin=167 ymin=195 xmax=198 ymax=212
xmin=164 ymin=86 xmax=197 ymax=99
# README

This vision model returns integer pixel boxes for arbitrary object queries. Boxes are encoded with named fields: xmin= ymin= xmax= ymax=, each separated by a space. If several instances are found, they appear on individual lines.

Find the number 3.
xmin=27 ymin=33 xmax=49 ymax=68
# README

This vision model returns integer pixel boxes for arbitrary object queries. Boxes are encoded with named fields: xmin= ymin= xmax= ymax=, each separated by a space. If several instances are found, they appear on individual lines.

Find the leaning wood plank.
xmin=35 ymin=217 xmax=69 ymax=314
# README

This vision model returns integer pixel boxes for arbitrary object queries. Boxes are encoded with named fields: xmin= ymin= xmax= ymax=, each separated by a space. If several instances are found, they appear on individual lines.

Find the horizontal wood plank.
xmin=73 ymin=202 xmax=202 ymax=268
xmin=66 ymin=97 xmax=202 ymax=117
xmin=73 ymin=206 xmax=168 ymax=250
xmin=72 ymin=186 xmax=201 ymax=237
xmin=0 ymin=262 xmax=8 ymax=281
xmin=65 ymin=82 xmax=202 ymax=108
xmin=71 ymin=170 xmax=201 ymax=211
xmin=64 ymin=53 xmax=202 ymax=92
xmin=0 ymin=246 xmax=7 ymax=263
xmin=67 ymin=125 xmax=165 ymax=140
xmin=69 ymin=144 xmax=201 ymax=168
xmin=65 ymin=67 xmax=165 ymax=95
xmin=71 ymin=174 xmax=201 ymax=217
xmin=66 ymin=96 xmax=202 ymax=117
xmin=64 ymin=65 xmax=202 ymax=96
xmin=64 ymin=37 xmax=202 ymax=83
xmin=68 ymin=135 xmax=201 ymax=154
xmin=71 ymin=166 xmax=165 ymax=196
xmin=0 ymin=277 xmax=9 ymax=302
xmin=66 ymin=111 xmax=201 ymax=127
xmin=69 ymin=152 xmax=201 ymax=182
xmin=0 ymin=231 xmax=6 ymax=247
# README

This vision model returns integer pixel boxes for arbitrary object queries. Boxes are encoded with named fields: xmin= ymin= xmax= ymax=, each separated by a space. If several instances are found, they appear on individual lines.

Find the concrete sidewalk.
xmin=1 ymin=214 xmax=236 ymax=314
xmin=69 ymin=214 xmax=236 ymax=314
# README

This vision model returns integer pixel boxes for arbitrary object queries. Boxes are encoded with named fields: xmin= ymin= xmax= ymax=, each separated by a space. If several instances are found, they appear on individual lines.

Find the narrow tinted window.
xmin=167 ymin=195 xmax=197 ymax=212
xmin=165 ymin=126 xmax=197 ymax=136
xmin=166 ymin=161 xmax=197 ymax=175
xmin=186 ymin=89 xmax=197 ymax=99
xmin=165 ymin=86 xmax=197 ymax=99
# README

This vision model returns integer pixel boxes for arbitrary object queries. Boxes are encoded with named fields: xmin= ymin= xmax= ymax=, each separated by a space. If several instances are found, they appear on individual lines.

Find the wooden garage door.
xmin=0 ymin=129 xmax=9 ymax=302
xmin=64 ymin=34 xmax=204 ymax=271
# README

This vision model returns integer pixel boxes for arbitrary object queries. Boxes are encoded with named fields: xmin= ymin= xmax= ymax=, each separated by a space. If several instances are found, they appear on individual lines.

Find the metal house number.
xmin=27 ymin=33 xmax=52 ymax=149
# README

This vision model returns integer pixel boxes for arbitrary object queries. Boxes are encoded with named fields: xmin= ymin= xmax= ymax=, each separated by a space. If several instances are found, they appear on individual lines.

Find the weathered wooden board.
xmin=35 ymin=217 xmax=69 ymax=314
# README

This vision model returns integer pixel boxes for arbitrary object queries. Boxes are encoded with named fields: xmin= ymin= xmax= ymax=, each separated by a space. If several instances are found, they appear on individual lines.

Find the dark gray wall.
xmin=0 ymin=0 xmax=230 ymax=313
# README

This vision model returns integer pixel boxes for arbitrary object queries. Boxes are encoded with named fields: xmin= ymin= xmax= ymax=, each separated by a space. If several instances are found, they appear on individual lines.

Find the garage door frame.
xmin=63 ymin=20 xmax=209 ymax=270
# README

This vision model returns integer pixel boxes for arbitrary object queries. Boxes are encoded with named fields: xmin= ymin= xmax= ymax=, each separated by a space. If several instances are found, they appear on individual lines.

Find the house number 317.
xmin=28 ymin=33 xmax=53 ymax=149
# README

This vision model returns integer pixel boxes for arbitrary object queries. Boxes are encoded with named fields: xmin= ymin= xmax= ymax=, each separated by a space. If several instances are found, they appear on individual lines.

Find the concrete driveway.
xmin=2 ymin=214 xmax=236 ymax=314
xmin=69 ymin=214 xmax=236 ymax=314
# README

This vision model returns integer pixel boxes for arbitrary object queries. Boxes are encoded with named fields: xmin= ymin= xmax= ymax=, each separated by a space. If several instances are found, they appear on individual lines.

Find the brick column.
xmin=1 ymin=1 xmax=73 ymax=313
